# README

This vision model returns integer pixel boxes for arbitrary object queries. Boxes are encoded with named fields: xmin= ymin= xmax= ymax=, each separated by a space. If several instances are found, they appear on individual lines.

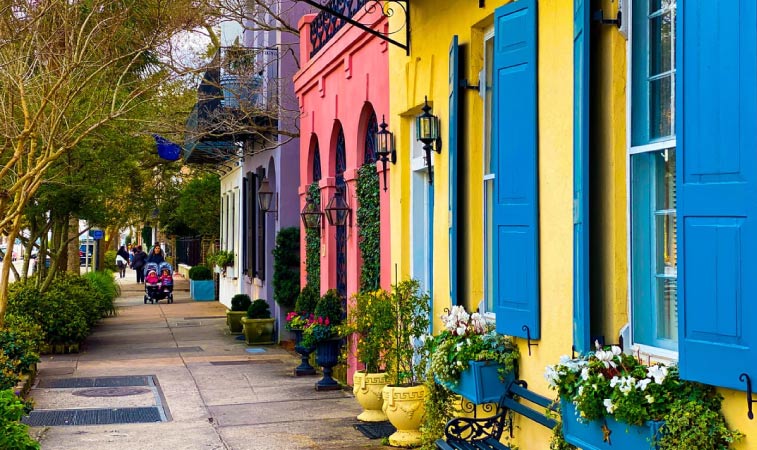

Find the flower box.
xmin=190 ymin=279 xmax=215 ymax=301
xmin=561 ymin=400 xmax=663 ymax=450
xmin=440 ymin=360 xmax=514 ymax=405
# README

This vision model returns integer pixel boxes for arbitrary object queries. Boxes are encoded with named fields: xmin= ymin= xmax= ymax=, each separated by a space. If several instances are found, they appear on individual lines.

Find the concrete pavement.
xmin=27 ymin=270 xmax=385 ymax=450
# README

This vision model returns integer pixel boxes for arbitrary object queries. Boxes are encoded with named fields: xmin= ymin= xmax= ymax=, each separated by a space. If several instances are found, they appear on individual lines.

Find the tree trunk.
xmin=0 ymin=218 xmax=23 ymax=327
xmin=67 ymin=216 xmax=80 ymax=273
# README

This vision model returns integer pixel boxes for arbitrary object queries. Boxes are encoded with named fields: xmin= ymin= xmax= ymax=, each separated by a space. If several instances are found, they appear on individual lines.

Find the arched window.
xmin=335 ymin=128 xmax=347 ymax=300
xmin=364 ymin=111 xmax=378 ymax=164
xmin=312 ymin=140 xmax=322 ymax=182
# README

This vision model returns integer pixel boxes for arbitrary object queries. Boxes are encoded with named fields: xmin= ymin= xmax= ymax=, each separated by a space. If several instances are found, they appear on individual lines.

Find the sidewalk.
xmin=28 ymin=270 xmax=385 ymax=450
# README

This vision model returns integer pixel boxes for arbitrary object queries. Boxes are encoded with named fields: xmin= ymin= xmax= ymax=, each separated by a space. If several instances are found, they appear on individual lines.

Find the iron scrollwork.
xmin=308 ymin=0 xmax=409 ymax=58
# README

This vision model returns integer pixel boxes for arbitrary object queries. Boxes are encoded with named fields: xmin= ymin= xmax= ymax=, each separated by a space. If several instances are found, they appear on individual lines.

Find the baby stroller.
xmin=143 ymin=262 xmax=174 ymax=304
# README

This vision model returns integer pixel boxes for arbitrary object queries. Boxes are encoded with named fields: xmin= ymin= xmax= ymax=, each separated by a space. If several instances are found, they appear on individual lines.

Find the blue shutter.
xmin=677 ymin=1 xmax=757 ymax=391
xmin=572 ymin=0 xmax=591 ymax=353
xmin=449 ymin=35 xmax=459 ymax=306
xmin=493 ymin=0 xmax=539 ymax=339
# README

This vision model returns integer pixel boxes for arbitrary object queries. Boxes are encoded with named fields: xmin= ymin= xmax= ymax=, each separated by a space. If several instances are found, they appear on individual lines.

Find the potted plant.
xmin=240 ymin=299 xmax=275 ymax=345
xmin=226 ymin=294 xmax=251 ymax=334
xmin=302 ymin=289 xmax=344 ymax=391
xmin=427 ymin=305 xmax=519 ymax=405
xmin=212 ymin=250 xmax=235 ymax=277
xmin=188 ymin=265 xmax=215 ymax=301
xmin=342 ymin=289 xmax=394 ymax=422
xmin=382 ymin=279 xmax=430 ymax=447
xmin=286 ymin=285 xmax=320 ymax=376
xmin=546 ymin=342 xmax=743 ymax=450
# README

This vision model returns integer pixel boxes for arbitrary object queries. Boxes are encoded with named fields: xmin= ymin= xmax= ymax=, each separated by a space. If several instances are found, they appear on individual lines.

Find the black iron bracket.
xmin=461 ymin=79 xmax=480 ymax=91
xmin=299 ymin=0 xmax=410 ymax=55
xmin=522 ymin=325 xmax=538 ymax=356
xmin=593 ymin=9 xmax=622 ymax=29
xmin=739 ymin=373 xmax=756 ymax=419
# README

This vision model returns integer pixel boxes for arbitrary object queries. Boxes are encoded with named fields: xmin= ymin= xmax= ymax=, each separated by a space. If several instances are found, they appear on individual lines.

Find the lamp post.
xmin=375 ymin=115 xmax=396 ymax=192
xmin=257 ymin=177 xmax=277 ymax=220
xmin=324 ymin=189 xmax=351 ymax=227
xmin=415 ymin=96 xmax=441 ymax=184
xmin=300 ymin=191 xmax=323 ymax=229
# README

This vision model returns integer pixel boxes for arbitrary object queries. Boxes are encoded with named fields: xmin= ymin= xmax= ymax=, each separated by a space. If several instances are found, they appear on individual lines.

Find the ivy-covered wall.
xmin=357 ymin=164 xmax=380 ymax=292
xmin=305 ymin=182 xmax=321 ymax=292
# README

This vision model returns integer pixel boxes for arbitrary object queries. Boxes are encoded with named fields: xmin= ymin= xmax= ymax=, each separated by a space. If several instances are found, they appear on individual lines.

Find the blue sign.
xmin=90 ymin=230 xmax=104 ymax=240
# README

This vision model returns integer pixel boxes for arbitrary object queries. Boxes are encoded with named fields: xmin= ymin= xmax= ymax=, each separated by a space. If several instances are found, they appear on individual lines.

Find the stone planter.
xmin=240 ymin=317 xmax=275 ymax=345
xmin=226 ymin=310 xmax=246 ymax=334
xmin=439 ymin=360 xmax=514 ymax=405
xmin=561 ymin=400 xmax=664 ymax=450
xmin=382 ymin=384 xmax=428 ymax=447
xmin=353 ymin=371 xmax=389 ymax=422
xmin=190 ymin=279 xmax=215 ymax=301
xmin=314 ymin=338 xmax=341 ymax=391
xmin=292 ymin=329 xmax=316 ymax=376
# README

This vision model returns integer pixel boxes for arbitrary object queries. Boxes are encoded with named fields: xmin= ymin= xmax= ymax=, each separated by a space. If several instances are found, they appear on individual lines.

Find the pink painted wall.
xmin=294 ymin=9 xmax=391 ymax=383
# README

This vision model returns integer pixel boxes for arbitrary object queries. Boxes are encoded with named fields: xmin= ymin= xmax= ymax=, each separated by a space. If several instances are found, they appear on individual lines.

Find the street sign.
xmin=90 ymin=230 xmax=104 ymax=240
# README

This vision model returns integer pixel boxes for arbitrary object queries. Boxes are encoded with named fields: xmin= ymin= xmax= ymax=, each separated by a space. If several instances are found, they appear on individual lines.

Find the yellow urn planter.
xmin=382 ymin=384 xmax=428 ymax=447
xmin=353 ymin=371 xmax=389 ymax=422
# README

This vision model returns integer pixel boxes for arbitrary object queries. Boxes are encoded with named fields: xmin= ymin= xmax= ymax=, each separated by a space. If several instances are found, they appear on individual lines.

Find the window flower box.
xmin=561 ymin=400 xmax=663 ymax=450
xmin=439 ymin=360 xmax=514 ymax=405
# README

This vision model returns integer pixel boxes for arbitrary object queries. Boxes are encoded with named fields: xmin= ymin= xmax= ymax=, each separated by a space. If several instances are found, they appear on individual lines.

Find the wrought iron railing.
xmin=309 ymin=0 xmax=368 ymax=58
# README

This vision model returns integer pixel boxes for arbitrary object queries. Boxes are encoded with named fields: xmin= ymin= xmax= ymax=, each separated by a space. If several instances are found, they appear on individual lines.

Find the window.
xmin=630 ymin=0 xmax=677 ymax=352
xmin=482 ymin=29 xmax=495 ymax=316
xmin=410 ymin=120 xmax=431 ymax=293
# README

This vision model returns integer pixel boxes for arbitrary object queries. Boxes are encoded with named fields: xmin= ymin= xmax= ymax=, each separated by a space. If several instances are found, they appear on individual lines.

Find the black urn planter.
xmin=292 ymin=329 xmax=316 ymax=376
xmin=315 ymin=338 xmax=342 ymax=391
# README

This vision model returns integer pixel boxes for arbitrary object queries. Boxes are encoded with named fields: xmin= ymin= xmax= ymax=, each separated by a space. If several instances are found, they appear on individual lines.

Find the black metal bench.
xmin=435 ymin=379 xmax=557 ymax=450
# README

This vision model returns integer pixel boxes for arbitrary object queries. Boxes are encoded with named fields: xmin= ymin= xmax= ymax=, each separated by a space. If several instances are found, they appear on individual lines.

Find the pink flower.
xmin=325 ymin=318 xmax=330 ymax=325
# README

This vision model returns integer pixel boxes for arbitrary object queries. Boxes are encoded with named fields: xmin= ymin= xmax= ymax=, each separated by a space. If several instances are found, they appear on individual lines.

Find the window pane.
xmin=654 ymin=276 xmax=678 ymax=342
xmin=649 ymin=13 xmax=672 ymax=75
xmin=649 ymin=76 xmax=672 ymax=139
xmin=484 ymin=36 xmax=494 ymax=175
xmin=484 ymin=179 xmax=494 ymax=313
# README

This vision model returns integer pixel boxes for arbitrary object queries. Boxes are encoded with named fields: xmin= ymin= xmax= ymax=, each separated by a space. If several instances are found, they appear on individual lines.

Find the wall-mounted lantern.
xmin=300 ymin=191 xmax=323 ymax=229
xmin=415 ymin=96 xmax=441 ymax=184
xmin=375 ymin=115 xmax=396 ymax=192
xmin=257 ymin=177 xmax=278 ymax=220
xmin=324 ymin=189 xmax=351 ymax=227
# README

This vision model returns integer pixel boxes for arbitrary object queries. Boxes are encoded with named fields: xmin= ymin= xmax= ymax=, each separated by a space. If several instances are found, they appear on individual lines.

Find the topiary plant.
xmin=230 ymin=294 xmax=252 ymax=312
xmin=295 ymin=285 xmax=320 ymax=315
xmin=188 ymin=265 xmax=213 ymax=280
xmin=247 ymin=299 xmax=271 ymax=319
xmin=314 ymin=289 xmax=344 ymax=326
xmin=272 ymin=227 xmax=300 ymax=308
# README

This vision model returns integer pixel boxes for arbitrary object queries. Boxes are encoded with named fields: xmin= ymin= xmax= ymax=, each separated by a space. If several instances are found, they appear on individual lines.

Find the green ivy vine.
xmin=356 ymin=164 xmax=380 ymax=293
xmin=305 ymin=182 xmax=321 ymax=292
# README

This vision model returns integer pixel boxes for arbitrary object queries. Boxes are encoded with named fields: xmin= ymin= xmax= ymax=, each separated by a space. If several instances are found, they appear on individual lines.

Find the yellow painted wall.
xmin=389 ymin=1 xmax=573 ymax=448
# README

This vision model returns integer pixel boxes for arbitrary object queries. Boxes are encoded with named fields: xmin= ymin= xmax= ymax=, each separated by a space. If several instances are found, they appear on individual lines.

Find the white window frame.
xmin=626 ymin=0 xmax=678 ymax=360
xmin=482 ymin=27 xmax=496 ymax=319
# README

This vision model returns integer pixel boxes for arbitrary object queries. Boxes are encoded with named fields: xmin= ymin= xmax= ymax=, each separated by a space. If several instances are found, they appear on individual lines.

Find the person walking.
xmin=132 ymin=246 xmax=147 ymax=283
xmin=115 ymin=245 xmax=129 ymax=278
xmin=146 ymin=243 xmax=165 ymax=265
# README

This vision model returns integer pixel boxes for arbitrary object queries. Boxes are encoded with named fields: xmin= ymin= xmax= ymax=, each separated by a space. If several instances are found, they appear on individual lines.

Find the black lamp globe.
xmin=257 ymin=177 xmax=274 ymax=212
xmin=300 ymin=192 xmax=323 ymax=229
xmin=375 ymin=115 xmax=396 ymax=192
xmin=415 ymin=96 xmax=440 ymax=144
xmin=324 ymin=189 xmax=351 ymax=227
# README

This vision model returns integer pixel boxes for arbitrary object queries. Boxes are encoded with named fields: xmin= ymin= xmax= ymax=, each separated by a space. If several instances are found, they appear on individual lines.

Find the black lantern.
xmin=375 ymin=115 xmax=396 ymax=192
xmin=300 ymin=191 xmax=323 ymax=229
xmin=415 ymin=96 xmax=441 ymax=184
xmin=324 ymin=189 xmax=351 ymax=227
xmin=257 ymin=177 xmax=278 ymax=219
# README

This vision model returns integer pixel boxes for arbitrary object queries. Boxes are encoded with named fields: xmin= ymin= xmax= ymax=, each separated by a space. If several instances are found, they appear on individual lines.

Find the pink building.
xmin=294 ymin=5 xmax=391 ymax=382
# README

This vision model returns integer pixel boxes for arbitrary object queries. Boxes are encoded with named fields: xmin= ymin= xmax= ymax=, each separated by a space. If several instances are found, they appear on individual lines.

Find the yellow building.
xmin=388 ymin=0 xmax=756 ymax=448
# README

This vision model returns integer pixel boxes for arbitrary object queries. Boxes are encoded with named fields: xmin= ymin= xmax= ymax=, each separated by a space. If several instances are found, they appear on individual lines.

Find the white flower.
xmin=577 ymin=386 xmax=584 ymax=396
xmin=581 ymin=367 xmax=590 ymax=381
xmin=603 ymin=399 xmax=616 ymax=414
xmin=609 ymin=376 xmax=621 ymax=388
xmin=646 ymin=394 xmax=655 ymax=403
xmin=647 ymin=365 xmax=668 ymax=384
xmin=594 ymin=348 xmax=617 ymax=369
xmin=544 ymin=366 xmax=559 ymax=387
xmin=636 ymin=378 xmax=652 ymax=391
xmin=619 ymin=377 xmax=636 ymax=395
xmin=611 ymin=346 xmax=622 ymax=356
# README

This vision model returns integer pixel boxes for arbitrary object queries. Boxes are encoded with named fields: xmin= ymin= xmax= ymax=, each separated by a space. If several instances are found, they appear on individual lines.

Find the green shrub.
xmin=188 ymin=265 xmax=213 ymax=280
xmin=83 ymin=271 xmax=120 ymax=317
xmin=272 ymin=227 xmax=300 ymax=308
xmin=295 ymin=285 xmax=320 ymax=315
xmin=0 ymin=389 xmax=39 ymax=450
xmin=0 ymin=314 xmax=44 ymax=390
xmin=103 ymin=250 xmax=119 ymax=272
xmin=230 ymin=294 xmax=252 ymax=312
xmin=246 ymin=299 xmax=271 ymax=319
xmin=314 ymin=289 xmax=344 ymax=326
